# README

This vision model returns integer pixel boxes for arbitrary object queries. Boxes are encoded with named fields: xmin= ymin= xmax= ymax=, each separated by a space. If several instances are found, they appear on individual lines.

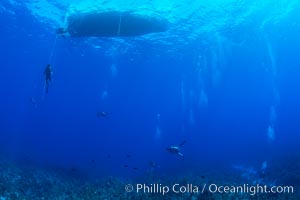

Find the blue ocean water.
xmin=0 ymin=0 xmax=300 ymax=199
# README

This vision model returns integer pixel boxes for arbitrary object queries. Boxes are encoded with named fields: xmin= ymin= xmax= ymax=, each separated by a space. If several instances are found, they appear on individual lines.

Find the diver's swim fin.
xmin=179 ymin=140 xmax=186 ymax=147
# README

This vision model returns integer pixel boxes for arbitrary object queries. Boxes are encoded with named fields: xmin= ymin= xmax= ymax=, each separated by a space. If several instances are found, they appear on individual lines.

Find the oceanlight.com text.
xmin=208 ymin=184 xmax=294 ymax=196
xmin=125 ymin=183 xmax=294 ymax=196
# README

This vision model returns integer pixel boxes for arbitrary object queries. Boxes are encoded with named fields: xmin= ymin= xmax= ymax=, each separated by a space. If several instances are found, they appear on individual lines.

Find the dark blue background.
xmin=0 ymin=1 xmax=299 ymax=181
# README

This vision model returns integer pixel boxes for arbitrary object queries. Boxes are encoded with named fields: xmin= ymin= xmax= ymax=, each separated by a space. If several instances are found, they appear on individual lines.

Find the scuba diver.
xmin=44 ymin=64 xmax=52 ymax=94
xmin=166 ymin=140 xmax=186 ymax=157
xmin=56 ymin=27 xmax=68 ymax=38
xmin=56 ymin=27 xmax=67 ymax=34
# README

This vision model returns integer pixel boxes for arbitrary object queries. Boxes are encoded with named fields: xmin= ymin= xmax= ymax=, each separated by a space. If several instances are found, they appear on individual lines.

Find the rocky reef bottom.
xmin=0 ymin=161 xmax=298 ymax=200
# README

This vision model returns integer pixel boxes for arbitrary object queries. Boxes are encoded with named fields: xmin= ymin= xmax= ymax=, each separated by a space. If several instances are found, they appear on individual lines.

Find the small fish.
xmin=97 ymin=111 xmax=111 ymax=118
xmin=149 ymin=161 xmax=156 ymax=167
xmin=123 ymin=165 xmax=128 ymax=168
xmin=126 ymin=154 xmax=132 ymax=158
xmin=132 ymin=167 xmax=139 ymax=170
xmin=31 ymin=97 xmax=36 ymax=104
xmin=31 ymin=97 xmax=37 ymax=108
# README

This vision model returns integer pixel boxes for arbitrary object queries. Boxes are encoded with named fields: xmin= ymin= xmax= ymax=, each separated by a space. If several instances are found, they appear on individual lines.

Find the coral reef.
xmin=0 ymin=161 xmax=298 ymax=200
